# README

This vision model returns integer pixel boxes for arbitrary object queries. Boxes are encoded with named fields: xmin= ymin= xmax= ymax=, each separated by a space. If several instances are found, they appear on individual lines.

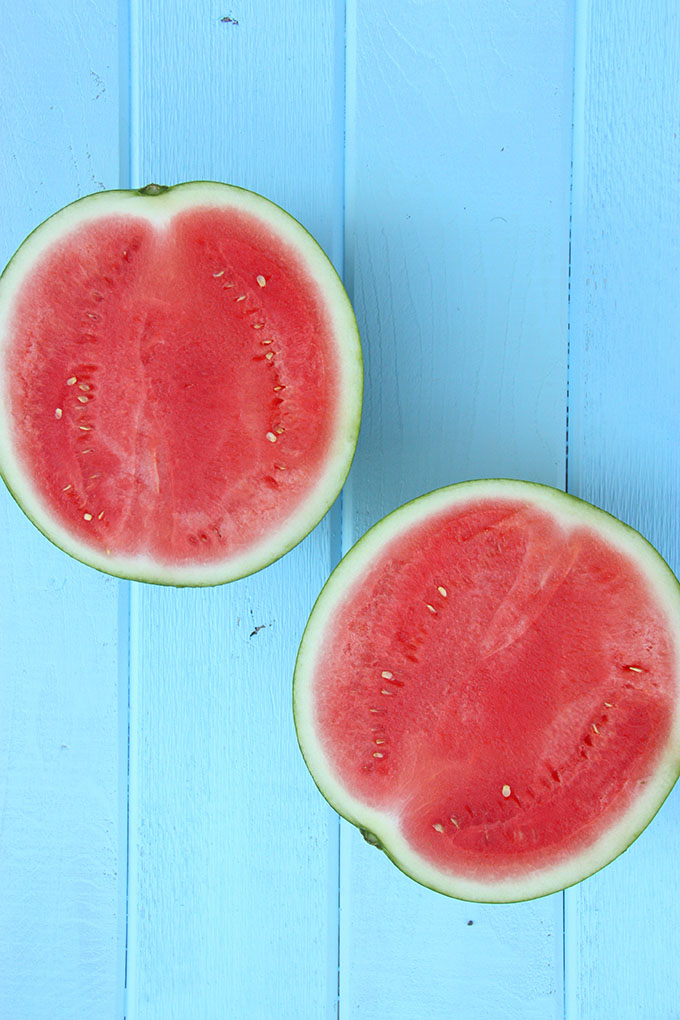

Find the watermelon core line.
xmin=8 ymin=206 xmax=338 ymax=566
xmin=314 ymin=500 xmax=674 ymax=880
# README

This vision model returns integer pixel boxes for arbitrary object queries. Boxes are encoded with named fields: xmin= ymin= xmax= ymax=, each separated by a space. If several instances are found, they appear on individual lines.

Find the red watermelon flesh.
xmin=0 ymin=184 xmax=362 ymax=584
xmin=294 ymin=481 xmax=680 ymax=901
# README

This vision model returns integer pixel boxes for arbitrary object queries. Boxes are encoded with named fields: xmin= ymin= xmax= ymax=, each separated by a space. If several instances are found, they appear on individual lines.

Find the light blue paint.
xmin=1 ymin=1 xmax=679 ymax=1018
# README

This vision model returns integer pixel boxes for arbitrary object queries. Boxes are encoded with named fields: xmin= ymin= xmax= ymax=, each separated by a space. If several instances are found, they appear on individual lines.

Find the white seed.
xmin=375 ymin=738 xmax=386 ymax=745
xmin=82 ymin=448 xmax=94 ymax=454
xmin=369 ymin=708 xmax=379 ymax=713
xmin=55 ymin=407 xmax=63 ymax=419
xmin=212 ymin=270 xmax=225 ymax=278
xmin=438 ymin=586 xmax=448 ymax=597
xmin=381 ymin=670 xmax=393 ymax=680
xmin=83 ymin=513 xmax=93 ymax=521
xmin=67 ymin=376 xmax=77 ymax=386
xmin=261 ymin=338 xmax=273 ymax=344
xmin=274 ymin=463 xmax=286 ymax=471
xmin=433 ymin=823 xmax=444 ymax=833
xmin=502 ymin=784 xmax=511 ymax=798
xmin=78 ymin=383 xmax=91 ymax=392
xmin=425 ymin=603 xmax=437 ymax=614
xmin=380 ymin=688 xmax=393 ymax=696
xmin=604 ymin=702 xmax=613 ymax=708
xmin=97 ymin=511 xmax=105 ymax=520
xmin=627 ymin=666 xmax=643 ymax=673
xmin=62 ymin=484 xmax=72 ymax=491
xmin=266 ymin=431 xmax=277 ymax=443
xmin=274 ymin=426 xmax=285 ymax=435
xmin=450 ymin=816 xmax=460 ymax=828
xmin=79 ymin=425 xmax=91 ymax=431
xmin=222 ymin=281 xmax=235 ymax=288
xmin=256 ymin=274 xmax=266 ymax=287
xmin=265 ymin=352 xmax=274 ymax=360
xmin=592 ymin=723 xmax=599 ymax=734
xmin=373 ymin=752 xmax=384 ymax=759
xmin=273 ymin=385 xmax=283 ymax=391
xmin=77 ymin=395 xmax=88 ymax=404
xmin=253 ymin=322 xmax=263 ymax=329
xmin=236 ymin=294 xmax=246 ymax=302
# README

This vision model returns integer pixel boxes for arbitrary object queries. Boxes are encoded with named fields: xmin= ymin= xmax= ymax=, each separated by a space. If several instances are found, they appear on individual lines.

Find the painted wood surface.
xmin=565 ymin=2 xmax=680 ymax=1018
xmin=0 ymin=4 xmax=125 ymax=1019
xmin=1 ymin=1 xmax=679 ymax=1018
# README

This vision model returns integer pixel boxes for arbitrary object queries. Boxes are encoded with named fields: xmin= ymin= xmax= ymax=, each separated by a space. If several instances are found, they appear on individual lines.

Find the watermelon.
xmin=294 ymin=479 xmax=680 ymax=902
xmin=0 ymin=182 xmax=362 ymax=585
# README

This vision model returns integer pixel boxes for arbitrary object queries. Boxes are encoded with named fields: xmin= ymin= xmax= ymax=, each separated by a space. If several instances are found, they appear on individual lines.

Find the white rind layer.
xmin=0 ymin=182 xmax=363 ymax=585
xmin=293 ymin=479 xmax=680 ymax=902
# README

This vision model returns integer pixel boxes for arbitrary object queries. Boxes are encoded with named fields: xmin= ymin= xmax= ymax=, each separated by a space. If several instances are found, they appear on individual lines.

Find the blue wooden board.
xmin=1 ymin=1 xmax=679 ymax=1017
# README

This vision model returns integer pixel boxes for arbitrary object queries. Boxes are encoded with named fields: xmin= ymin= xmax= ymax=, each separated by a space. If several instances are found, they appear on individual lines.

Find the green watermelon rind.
xmin=0 ymin=181 xmax=363 ymax=586
xmin=293 ymin=478 xmax=680 ymax=903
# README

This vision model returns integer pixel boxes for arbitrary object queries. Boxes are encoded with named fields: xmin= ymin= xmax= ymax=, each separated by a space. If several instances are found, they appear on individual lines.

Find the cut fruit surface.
xmin=294 ymin=480 xmax=680 ymax=901
xmin=0 ymin=182 xmax=362 ymax=584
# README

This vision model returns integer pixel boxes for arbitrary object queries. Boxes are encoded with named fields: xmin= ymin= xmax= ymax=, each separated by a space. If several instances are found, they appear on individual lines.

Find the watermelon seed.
xmin=256 ymin=275 xmax=266 ymax=287
xmin=425 ymin=603 xmax=437 ymax=614
xmin=450 ymin=816 xmax=460 ymax=828
xmin=502 ymin=785 xmax=511 ymax=798
xmin=83 ymin=513 xmax=93 ymax=521
xmin=266 ymin=431 xmax=277 ymax=443
xmin=78 ymin=383 xmax=91 ymax=391
xmin=373 ymin=752 xmax=384 ymax=759
xmin=381 ymin=670 xmax=393 ymax=679
xmin=375 ymin=738 xmax=386 ymax=745
xmin=62 ymin=484 xmax=72 ymax=491
xmin=79 ymin=425 xmax=92 ymax=431
xmin=67 ymin=376 xmax=77 ymax=386
xmin=97 ymin=511 xmax=104 ymax=520
xmin=253 ymin=323 xmax=264 ymax=329
xmin=438 ymin=586 xmax=448 ymax=597
xmin=380 ymin=688 xmax=394 ymax=696
xmin=627 ymin=665 xmax=643 ymax=672
xmin=265 ymin=352 xmax=274 ymax=361
xmin=275 ymin=426 xmax=285 ymax=435
xmin=274 ymin=385 xmax=284 ymax=391
xmin=212 ymin=270 xmax=225 ymax=277
xmin=82 ymin=449 xmax=94 ymax=454
xmin=262 ymin=339 xmax=273 ymax=345
xmin=55 ymin=408 xmax=63 ymax=419
xmin=432 ymin=823 xmax=444 ymax=833
xmin=604 ymin=701 xmax=613 ymax=707
xmin=236 ymin=294 xmax=246 ymax=302
xmin=77 ymin=395 xmax=89 ymax=404
xmin=592 ymin=724 xmax=599 ymax=734
xmin=274 ymin=463 xmax=286 ymax=470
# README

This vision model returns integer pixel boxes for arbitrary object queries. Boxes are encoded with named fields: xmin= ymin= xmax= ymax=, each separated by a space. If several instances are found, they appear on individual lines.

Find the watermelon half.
xmin=0 ymin=182 xmax=362 ymax=585
xmin=294 ymin=479 xmax=680 ymax=902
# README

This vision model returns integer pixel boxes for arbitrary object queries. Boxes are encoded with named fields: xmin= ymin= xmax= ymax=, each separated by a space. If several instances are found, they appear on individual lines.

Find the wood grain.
xmin=566 ymin=2 xmax=680 ymax=1017
xmin=124 ymin=2 xmax=345 ymax=1017
xmin=0 ymin=3 xmax=124 ymax=1018
xmin=339 ymin=2 xmax=573 ymax=1016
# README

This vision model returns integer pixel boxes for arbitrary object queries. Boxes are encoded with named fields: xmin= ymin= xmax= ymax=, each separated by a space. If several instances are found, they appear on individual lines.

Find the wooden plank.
xmin=565 ymin=2 xmax=680 ymax=1017
xmin=0 ymin=3 xmax=124 ymax=1018
xmin=340 ymin=2 xmax=573 ymax=1016
xmin=124 ymin=3 xmax=344 ymax=1017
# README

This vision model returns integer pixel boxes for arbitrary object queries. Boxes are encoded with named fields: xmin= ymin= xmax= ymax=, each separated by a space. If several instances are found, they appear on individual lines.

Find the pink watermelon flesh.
xmin=7 ymin=206 xmax=340 ymax=567
xmin=313 ymin=499 xmax=676 ymax=882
